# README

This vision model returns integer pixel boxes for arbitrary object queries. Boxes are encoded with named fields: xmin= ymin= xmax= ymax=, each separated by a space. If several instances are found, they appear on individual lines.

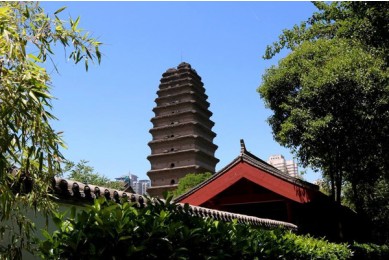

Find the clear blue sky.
xmin=40 ymin=1 xmax=321 ymax=182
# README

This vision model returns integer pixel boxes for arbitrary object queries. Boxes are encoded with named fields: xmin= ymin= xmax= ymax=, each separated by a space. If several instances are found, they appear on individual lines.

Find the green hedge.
xmin=350 ymin=242 xmax=389 ymax=260
xmin=39 ymin=197 xmax=352 ymax=259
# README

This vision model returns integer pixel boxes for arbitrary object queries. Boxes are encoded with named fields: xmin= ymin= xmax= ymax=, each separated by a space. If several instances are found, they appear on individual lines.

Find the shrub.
xmin=350 ymin=242 xmax=389 ymax=260
xmin=39 ymin=197 xmax=352 ymax=259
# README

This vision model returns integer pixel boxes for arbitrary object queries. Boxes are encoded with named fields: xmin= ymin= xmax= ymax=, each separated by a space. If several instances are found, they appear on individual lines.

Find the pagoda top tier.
xmin=162 ymin=62 xmax=200 ymax=80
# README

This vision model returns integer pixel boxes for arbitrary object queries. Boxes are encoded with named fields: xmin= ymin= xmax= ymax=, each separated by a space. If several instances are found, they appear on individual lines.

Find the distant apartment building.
xmin=267 ymin=155 xmax=298 ymax=177
xmin=133 ymin=179 xmax=151 ymax=195
xmin=115 ymin=173 xmax=151 ymax=195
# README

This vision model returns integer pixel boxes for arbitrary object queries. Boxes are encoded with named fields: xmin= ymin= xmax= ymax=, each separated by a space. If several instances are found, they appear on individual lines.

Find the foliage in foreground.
xmin=0 ymin=1 xmax=101 ymax=258
xmin=39 ymin=197 xmax=352 ymax=259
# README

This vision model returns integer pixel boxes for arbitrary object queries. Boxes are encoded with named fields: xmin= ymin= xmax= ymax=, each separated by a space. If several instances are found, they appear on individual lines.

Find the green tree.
xmin=173 ymin=172 xmax=212 ymax=197
xmin=0 ymin=2 xmax=101 ymax=258
xmin=63 ymin=160 xmax=124 ymax=190
xmin=258 ymin=1 xmax=389 ymax=241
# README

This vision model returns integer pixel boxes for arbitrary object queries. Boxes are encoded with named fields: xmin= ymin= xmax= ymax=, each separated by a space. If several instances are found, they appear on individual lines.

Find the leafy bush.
xmin=350 ymin=242 xmax=389 ymax=260
xmin=283 ymin=232 xmax=351 ymax=259
xmin=39 ymin=197 xmax=352 ymax=259
xmin=246 ymin=229 xmax=350 ymax=259
xmin=173 ymin=172 xmax=212 ymax=197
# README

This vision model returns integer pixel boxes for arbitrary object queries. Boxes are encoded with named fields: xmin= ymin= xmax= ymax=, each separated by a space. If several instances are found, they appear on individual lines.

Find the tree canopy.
xmin=173 ymin=172 xmax=212 ymax=197
xmin=0 ymin=2 xmax=101 ymax=257
xmin=258 ymin=1 xmax=389 ymax=242
xmin=63 ymin=160 xmax=124 ymax=190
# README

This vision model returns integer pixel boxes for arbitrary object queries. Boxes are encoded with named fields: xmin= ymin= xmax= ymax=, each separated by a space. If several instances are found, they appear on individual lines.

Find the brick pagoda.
xmin=147 ymin=62 xmax=219 ymax=197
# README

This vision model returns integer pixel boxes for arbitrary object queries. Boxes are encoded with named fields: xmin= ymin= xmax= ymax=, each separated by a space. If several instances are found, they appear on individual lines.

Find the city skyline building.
xmin=267 ymin=155 xmax=298 ymax=177
xmin=115 ymin=173 xmax=151 ymax=195
xmin=134 ymin=179 xmax=151 ymax=195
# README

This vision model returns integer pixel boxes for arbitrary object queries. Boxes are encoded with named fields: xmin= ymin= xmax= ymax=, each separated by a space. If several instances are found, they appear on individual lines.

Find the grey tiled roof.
xmin=52 ymin=177 xmax=143 ymax=205
xmin=178 ymin=203 xmax=297 ymax=230
xmin=52 ymin=177 xmax=296 ymax=231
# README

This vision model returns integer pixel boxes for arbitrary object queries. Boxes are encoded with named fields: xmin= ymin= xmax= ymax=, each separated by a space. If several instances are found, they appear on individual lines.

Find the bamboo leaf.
xmin=54 ymin=6 xmax=66 ymax=15
xmin=28 ymin=91 xmax=39 ymax=104
xmin=72 ymin=16 xmax=80 ymax=31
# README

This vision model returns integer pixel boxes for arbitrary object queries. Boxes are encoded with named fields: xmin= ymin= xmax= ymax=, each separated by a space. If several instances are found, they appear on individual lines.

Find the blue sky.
xmin=40 ymin=1 xmax=321 ymax=182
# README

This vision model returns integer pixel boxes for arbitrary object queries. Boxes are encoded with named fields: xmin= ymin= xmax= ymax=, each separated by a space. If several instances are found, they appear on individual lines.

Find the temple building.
xmin=175 ymin=140 xmax=366 ymax=241
xmin=147 ymin=62 xmax=219 ymax=197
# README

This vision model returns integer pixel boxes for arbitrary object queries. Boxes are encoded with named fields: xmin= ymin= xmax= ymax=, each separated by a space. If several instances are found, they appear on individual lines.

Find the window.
xmin=170 ymin=179 xmax=175 ymax=185
xmin=170 ymin=163 xmax=175 ymax=168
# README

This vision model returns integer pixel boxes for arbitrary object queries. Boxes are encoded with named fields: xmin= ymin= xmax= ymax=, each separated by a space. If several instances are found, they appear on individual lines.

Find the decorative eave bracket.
xmin=240 ymin=139 xmax=247 ymax=154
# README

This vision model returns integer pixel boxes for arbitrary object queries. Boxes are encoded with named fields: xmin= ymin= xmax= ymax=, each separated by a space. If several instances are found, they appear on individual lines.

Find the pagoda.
xmin=147 ymin=62 xmax=219 ymax=197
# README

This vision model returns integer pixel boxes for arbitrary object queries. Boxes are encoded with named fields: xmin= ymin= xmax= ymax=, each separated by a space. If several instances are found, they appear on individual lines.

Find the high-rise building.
xmin=115 ymin=173 xmax=151 ymax=195
xmin=267 ymin=155 xmax=298 ymax=177
xmin=134 ymin=179 xmax=151 ymax=195
xmin=147 ymin=62 xmax=219 ymax=197
xmin=285 ymin=159 xmax=298 ymax=177
xmin=115 ymin=172 xmax=138 ymax=186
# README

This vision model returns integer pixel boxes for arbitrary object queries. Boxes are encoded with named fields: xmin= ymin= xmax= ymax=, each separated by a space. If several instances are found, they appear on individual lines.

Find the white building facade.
xmin=267 ymin=155 xmax=298 ymax=177
xmin=115 ymin=173 xmax=151 ymax=195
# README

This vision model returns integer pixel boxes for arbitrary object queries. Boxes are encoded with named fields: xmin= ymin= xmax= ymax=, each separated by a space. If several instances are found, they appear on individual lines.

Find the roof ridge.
xmin=174 ymin=140 xmax=319 ymax=202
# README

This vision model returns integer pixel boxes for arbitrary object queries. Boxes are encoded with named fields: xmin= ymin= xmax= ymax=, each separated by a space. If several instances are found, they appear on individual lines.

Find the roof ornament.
xmin=240 ymin=139 xmax=247 ymax=154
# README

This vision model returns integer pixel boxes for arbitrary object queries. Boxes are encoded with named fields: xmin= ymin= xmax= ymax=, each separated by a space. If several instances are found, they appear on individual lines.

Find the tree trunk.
xmin=335 ymin=170 xmax=342 ymax=205
xmin=329 ymin=167 xmax=335 ymax=201
xmin=351 ymin=175 xmax=364 ymax=214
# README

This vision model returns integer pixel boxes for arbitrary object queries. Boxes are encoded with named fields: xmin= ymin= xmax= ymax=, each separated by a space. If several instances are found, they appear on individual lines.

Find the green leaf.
xmin=28 ymin=54 xmax=42 ymax=63
xmin=54 ymin=6 xmax=66 ymax=15
xmin=28 ymin=91 xmax=39 ymax=103
xmin=72 ymin=16 xmax=80 ymax=31
xmin=52 ymin=216 xmax=63 ymax=229
xmin=119 ymin=235 xmax=132 ymax=241
xmin=70 ymin=206 xmax=77 ymax=219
